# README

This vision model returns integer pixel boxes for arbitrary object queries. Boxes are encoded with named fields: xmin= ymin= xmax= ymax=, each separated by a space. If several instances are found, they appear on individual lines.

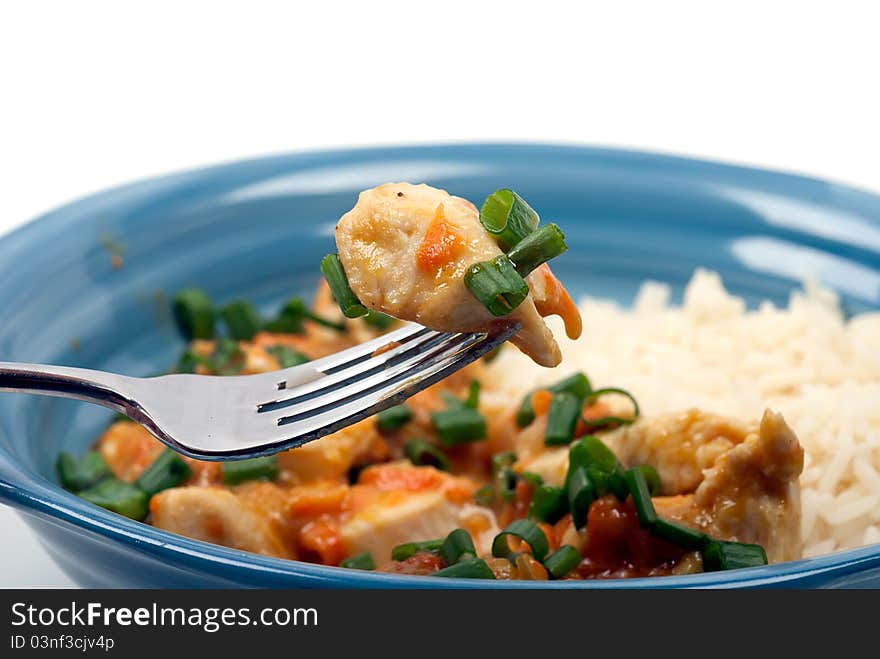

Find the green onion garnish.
xmin=491 ymin=451 xmax=517 ymax=475
xmin=506 ymin=223 xmax=567 ymax=276
xmin=362 ymin=310 xmax=395 ymax=330
xmin=497 ymin=467 xmax=519 ymax=502
xmin=208 ymin=338 xmax=244 ymax=375
xmin=391 ymin=538 xmax=444 ymax=561
xmin=265 ymin=297 xmax=347 ymax=333
xmin=173 ymin=288 xmax=215 ymax=340
xmin=376 ymin=404 xmax=413 ymax=432
xmin=440 ymin=529 xmax=477 ymax=565
xmin=220 ymin=300 xmax=261 ymax=341
xmin=491 ymin=519 xmax=550 ymax=562
xmin=543 ymin=545 xmax=581 ymax=579
xmin=404 ymin=439 xmax=451 ymax=471
xmin=567 ymin=467 xmax=596 ymax=529
xmin=516 ymin=373 xmax=592 ymax=429
xmin=624 ymin=467 xmax=658 ymax=527
xmin=636 ymin=464 xmax=661 ymax=496
xmin=702 ymin=540 xmax=768 ymax=571
xmin=568 ymin=435 xmax=619 ymax=476
xmin=221 ymin=455 xmax=279 ymax=485
xmin=479 ymin=189 xmax=540 ymax=252
xmin=320 ymin=254 xmax=368 ymax=319
xmin=515 ymin=395 xmax=536 ymax=428
xmin=176 ymin=350 xmax=209 ymax=373
xmin=340 ymin=552 xmax=375 ymax=570
xmin=266 ymin=345 xmax=310 ymax=368
xmin=432 ymin=558 xmax=496 ymax=579
xmin=264 ymin=298 xmax=306 ymax=334
xmin=56 ymin=451 xmax=111 ymax=492
xmin=520 ymin=471 xmax=543 ymax=487
xmin=584 ymin=387 xmax=641 ymax=427
xmin=464 ymin=380 xmax=481 ymax=409
xmin=544 ymin=391 xmax=582 ymax=446
xmin=78 ymin=478 xmax=149 ymax=520
xmin=432 ymin=407 xmax=487 ymax=446
xmin=528 ymin=485 xmax=568 ymax=524
xmin=463 ymin=255 xmax=530 ymax=317
xmin=652 ymin=519 xmax=710 ymax=551
xmin=135 ymin=449 xmax=192 ymax=497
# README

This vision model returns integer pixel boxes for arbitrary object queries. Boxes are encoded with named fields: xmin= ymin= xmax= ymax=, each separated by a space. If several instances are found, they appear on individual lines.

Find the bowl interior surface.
xmin=1 ymin=143 xmax=879 ymax=588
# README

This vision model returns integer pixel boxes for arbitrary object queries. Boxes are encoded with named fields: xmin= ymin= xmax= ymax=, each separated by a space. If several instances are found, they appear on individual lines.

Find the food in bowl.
xmin=53 ymin=183 xmax=880 ymax=581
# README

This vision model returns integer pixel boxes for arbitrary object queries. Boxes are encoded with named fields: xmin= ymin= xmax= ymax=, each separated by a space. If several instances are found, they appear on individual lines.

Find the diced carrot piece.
xmin=415 ymin=204 xmax=463 ymax=272
xmin=531 ymin=389 xmax=554 ymax=416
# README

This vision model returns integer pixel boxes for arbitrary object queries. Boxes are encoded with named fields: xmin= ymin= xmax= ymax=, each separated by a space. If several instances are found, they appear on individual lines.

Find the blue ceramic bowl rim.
xmin=1 ymin=142 xmax=880 ymax=588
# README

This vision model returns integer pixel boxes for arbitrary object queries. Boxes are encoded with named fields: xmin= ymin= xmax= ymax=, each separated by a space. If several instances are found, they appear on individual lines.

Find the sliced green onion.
xmin=263 ymin=298 xmax=306 ymax=334
xmin=135 ymin=449 xmax=192 ymax=496
xmin=173 ymin=288 xmax=215 ymax=340
xmin=265 ymin=297 xmax=346 ymax=333
xmin=491 ymin=451 xmax=517 ymax=476
xmin=391 ymin=538 xmax=444 ymax=561
xmin=544 ymin=391 xmax=582 ymax=446
xmin=702 ymin=540 xmax=768 ymax=571
xmin=636 ymin=465 xmax=662 ymax=496
xmin=507 ymin=223 xmax=567 ymax=276
xmin=479 ymin=189 xmax=540 ymax=251
xmin=516 ymin=373 xmax=592 ymax=429
xmin=441 ymin=528 xmax=477 ymax=565
xmin=584 ymin=387 xmax=641 ymax=427
xmin=624 ymin=467 xmax=658 ymax=528
xmin=567 ymin=467 xmax=596 ymax=529
xmin=464 ymin=380 xmax=481 ymax=409
xmin=497 ymin=467 xmax=518 ymax=502
xmin=528 ymin=485 xmax=568 ymax=524
xmin=320 ymin=254 xmax=368 ymax=319
xmin=362 ymin=310 xmax=395 ymax=330
xmin=78 ymin=478 xmax=149 ymax=520
xmin=176 ymin=350 xmax=209 ymax=373
xmin=439 ymin=390 xmax=465 ymax=409
xmin=432 ymin=407 xmax=487 ymax=446
xmin=463 ymin=255 xmax=530 ymax=317
xmin=491 ymin=519 xmax=550 ymax=562
xmin=568 ymin=435 xmax=619 ymax=476
xmin=376 ymin=404 xmax=413 ymax=432
xmin=551 ymin=372 xmax=592 ymax=399
xmin=653 ymin=519 xmax=710 ymax=551
xmin=520 ymin=471 xmax=543 ymax=487
xmin=475 ymin=484 xmax=495 ymax=506
xmin=222 ymin=455 xmax=279 ymax=485
xmin=543 ymin=545 xmax=581 ymax=579
xmin=56 ymin=451 xmax=112 ymax=492
xmin=220 ymin=300 xmax=261 ymax=340
xmin=340 ymin=552 xmax=375 ymax=570
xmin=209 ymin=338 xmax=244 ymax=375
xmin=515 ymin=394 xmax=536 ymax=428
xmin=404 ymin=439 xmax=451 ymax=471
xmin=266 ymin=345 xmax=310 ymax=368
xmin=432 ymin=558 xmax=496 ymax=579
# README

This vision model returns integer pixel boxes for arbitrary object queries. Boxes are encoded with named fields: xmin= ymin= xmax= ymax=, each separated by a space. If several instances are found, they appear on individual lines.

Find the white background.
xmin=1 ymin=1 xmax=878 ymax=587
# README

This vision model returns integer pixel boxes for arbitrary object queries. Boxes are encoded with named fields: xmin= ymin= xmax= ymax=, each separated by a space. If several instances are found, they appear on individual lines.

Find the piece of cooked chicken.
xmin=335 ymin=182 xmax=581 ymax=367
xmin=513 ymin=408 xmax=804 ymax=563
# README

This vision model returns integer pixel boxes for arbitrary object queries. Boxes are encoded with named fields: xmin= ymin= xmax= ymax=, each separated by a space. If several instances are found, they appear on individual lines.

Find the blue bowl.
xmin=1 ymin=143 xmax=879 ymax=588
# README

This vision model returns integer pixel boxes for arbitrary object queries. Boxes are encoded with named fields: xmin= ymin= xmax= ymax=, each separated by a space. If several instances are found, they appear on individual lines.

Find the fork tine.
xmin=305 ymin=323 xmax=431 ymax=375
xmin=265 ymin=331 xmax=479 ymax=419
xmin=267 ymin=324 xmax=518 ymax=450
xmin=261 ymin=327 xmax=451 ymax=409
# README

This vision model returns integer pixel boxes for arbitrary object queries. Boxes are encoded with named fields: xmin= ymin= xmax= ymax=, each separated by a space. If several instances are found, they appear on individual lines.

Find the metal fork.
xmin=0 ymin=323 xmax=517 ymax=460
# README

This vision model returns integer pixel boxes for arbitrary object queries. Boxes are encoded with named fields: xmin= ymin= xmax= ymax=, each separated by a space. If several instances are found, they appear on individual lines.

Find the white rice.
xmin=485 ymin=269 xmax=880 ymax=558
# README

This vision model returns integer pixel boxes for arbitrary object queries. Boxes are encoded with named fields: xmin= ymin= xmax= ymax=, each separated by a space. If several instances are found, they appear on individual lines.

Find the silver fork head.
xmin=129 ymin=323 xmax=519 ymax=460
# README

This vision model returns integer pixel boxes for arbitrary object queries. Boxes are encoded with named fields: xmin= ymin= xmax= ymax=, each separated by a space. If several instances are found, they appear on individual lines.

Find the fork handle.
xmin=0 ymin=362 xmax=139 ymax=413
